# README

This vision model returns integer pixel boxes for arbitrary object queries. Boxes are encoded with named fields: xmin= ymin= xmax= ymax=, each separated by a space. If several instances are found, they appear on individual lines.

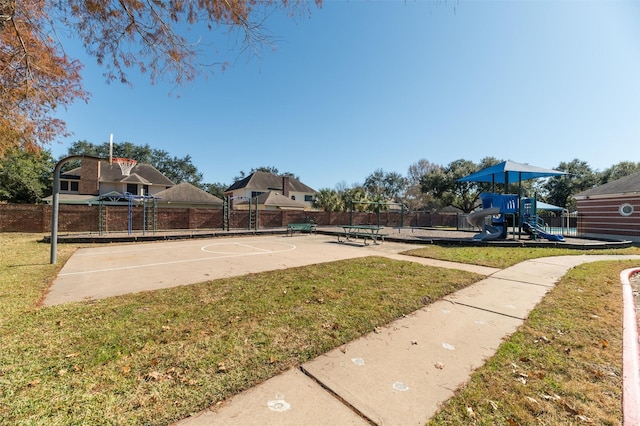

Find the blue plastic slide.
xmin=522 ymin=222 xmax=565 ymax=242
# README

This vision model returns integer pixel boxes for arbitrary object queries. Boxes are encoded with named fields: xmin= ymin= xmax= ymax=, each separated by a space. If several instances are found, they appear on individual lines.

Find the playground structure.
xmin=98 ymin=192 xmax=160 ymax=236
xmin=468 ymin=193 xmax=565 ymax=242
xmin=222 ymin=195 xmax=259 ymax=231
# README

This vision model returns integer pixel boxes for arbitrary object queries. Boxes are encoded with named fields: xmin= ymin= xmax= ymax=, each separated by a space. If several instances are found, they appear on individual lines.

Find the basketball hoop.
xmin=113 ymin=157 xmax=137 ymax=176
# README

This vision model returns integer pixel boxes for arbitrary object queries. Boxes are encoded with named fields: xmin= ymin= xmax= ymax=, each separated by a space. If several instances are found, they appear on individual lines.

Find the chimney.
xmin=282 ymin=176 xmax=290 ymax=198
xmin=79 ymin=157 xmax=100 ymax=195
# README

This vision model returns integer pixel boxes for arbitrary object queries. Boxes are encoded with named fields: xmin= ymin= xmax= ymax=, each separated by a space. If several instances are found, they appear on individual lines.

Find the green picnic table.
xmin=337 ymin=225 xmax=386 ymax=245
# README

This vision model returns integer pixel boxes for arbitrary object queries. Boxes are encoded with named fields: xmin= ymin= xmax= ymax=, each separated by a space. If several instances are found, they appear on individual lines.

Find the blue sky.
xmin=52 ymin=0 xmax=640 ymax=191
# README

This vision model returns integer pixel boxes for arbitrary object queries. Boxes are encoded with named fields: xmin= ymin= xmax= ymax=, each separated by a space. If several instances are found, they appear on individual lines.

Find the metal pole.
xmin=142 ymin=197 xmax=147 ymax=236
xmin=350 ymin=201 xmax=353 ymax=226
xmin=50 ymin=173 xmax=60 ymax=264
xmin=127 ymin=193 xmax=133 ymax=235
xmin=518 ymin=172 xmax=523 ymax=239
xmin=50 ymin=155 xmax=102 ymax=264
xmin=254 ymin=196 xmax=259 ymax=231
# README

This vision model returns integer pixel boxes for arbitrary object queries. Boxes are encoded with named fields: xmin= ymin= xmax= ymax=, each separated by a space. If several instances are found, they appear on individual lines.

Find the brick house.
xmin=224 ymin=171 xmax=317 ymax=210
xmin=43 ymin=157 xmax=221 ymax=208
xmin=574 ymin=172 xmax=640 ymax=242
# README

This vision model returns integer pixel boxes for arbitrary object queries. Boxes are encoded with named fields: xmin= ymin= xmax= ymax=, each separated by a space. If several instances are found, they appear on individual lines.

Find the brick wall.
xmin=0 ymin=204 xmax=458 ymax=233
xmin=576 ymin=196 xmax=640 ymax=240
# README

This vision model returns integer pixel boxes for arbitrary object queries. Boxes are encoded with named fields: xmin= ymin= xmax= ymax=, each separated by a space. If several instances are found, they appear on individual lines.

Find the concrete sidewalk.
xmin=175 ymin=254 xmax=640 ymax=426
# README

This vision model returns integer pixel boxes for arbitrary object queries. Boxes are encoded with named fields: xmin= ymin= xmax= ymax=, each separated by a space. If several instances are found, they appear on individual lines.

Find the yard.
xmin=1 ymin=233 xmax=638 ymax=424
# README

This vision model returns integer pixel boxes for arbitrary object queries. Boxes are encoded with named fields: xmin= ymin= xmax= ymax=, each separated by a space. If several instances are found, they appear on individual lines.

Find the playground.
xmin=467 ymin=192 xmax=566 ymax=242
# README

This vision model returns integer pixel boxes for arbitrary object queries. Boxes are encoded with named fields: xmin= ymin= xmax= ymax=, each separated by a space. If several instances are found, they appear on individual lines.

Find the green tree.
xmin=149 ymin=151 xmax=203 ymax=186
xmin=0 ymin=149 xmax=55 ymax=203
xmin=363 ymin=169 xmax=407 ymax=203
xmin=313 ymin=188 xmax=344 ymax=212
xmin=598 ymin=161 xmax=640 ymax=184
xmin=341 ymin=186 xmax=370 ymax=212
xmin=202 ymin=182 xmax=227 ymax=199
xmin=543 ymin=159 xmax=596 ymax=211
xmin=404 ymin=159 xmax=441 ymax=211
xmin=420 ymin=158 xmax=501 ymax=213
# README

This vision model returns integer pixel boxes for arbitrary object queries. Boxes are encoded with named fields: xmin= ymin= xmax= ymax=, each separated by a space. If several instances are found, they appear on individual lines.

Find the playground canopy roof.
xmin=458 ymin=160 xmax=568 ymax=185
xmin=534 ymin=200 xmax=564 ymax=211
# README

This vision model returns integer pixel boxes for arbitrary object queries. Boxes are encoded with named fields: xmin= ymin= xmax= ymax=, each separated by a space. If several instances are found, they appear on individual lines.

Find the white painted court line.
xmin=71 ymin=237 xmax=301 ymax=256
xmin=59 ymin=242 xmax=298 ymax=276
xmin=200 ymin=242 xmax=295 ymax=255
xmin=72 ymin=243 xmax=207 ymax=256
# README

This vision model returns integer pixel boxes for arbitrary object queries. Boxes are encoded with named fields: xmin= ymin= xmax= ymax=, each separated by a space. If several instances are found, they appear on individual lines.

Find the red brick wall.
xmin=0 ymin=204 xmax=458 ymax=233
xmin=577 ymin=196 xmax=640 ymax=239
xmin=0 ymin=204 xmax=47 ymax=232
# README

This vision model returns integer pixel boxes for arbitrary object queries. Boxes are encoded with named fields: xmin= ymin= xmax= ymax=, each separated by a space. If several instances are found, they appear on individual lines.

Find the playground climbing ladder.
xmin=223 ymin=196 xmax=259 ymax=231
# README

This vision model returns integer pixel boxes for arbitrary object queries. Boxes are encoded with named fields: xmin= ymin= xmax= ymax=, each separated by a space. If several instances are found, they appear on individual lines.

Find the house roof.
xmin=236 ymin=191 xmax=309 ymax=210
xmin=574 ymin=172 xmax=640 ymax=199
xmin=41 ymin=194 xmax=103 ymax=205
xmin=119 ymin=173 xmax=152 ymax=185
xmin=225 ymin=171 xmax=316 ymax=193
xmin=154 ymin=182 xmax=223 ymax=205
xmin=66 ymin=160 xmax=175 ymax=186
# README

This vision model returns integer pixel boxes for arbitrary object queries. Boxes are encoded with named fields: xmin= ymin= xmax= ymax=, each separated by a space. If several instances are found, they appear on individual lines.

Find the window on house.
xmin=251 ymin=191 xmax=264 ymax=198
xmin=60 ymin=180 xmax=79 ymax=192
xmin=126 ymin=183 xmax=138 ymax=195
xmin=619 ymin=203 xmax=634 ymax=217
xmin=143 ymin=185 xmax=149 ymax=196
xmin=304 ymin=195 xmax=314 ymax=202
xmin=291 ymin=195 xmax=296 ymax=200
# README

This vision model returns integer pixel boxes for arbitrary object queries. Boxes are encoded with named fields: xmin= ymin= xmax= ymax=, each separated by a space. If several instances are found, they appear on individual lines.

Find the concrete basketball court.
xmin=44 ymin=234 xmax=481 ymax=306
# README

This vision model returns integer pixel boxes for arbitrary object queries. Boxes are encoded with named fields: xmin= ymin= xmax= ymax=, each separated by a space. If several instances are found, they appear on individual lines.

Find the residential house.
xmin=44 ymin=157 xmax=220 ymax=208
xmin=224 ymin=171 xmax=317 ymax=210
xmin=574 ymin=172 xmax=640 ymax=242
xmin=234 ymin=191 xmax=309 ymax=211
xmin=154 ymin=182 xmax=223 ymax=208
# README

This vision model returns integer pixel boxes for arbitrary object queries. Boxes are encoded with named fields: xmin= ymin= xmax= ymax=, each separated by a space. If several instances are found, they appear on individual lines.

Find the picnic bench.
xmin=337 ymin=225 xmax=387 ymax=245
xmin=287 ymin=223 xmax=317 ymax=236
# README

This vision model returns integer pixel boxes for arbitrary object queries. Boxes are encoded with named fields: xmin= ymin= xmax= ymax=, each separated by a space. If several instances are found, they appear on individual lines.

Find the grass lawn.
xmin=0 ymin=233 xmax=480 ymax=425
xmin=1 ymin=234 xmax=638 ymax=425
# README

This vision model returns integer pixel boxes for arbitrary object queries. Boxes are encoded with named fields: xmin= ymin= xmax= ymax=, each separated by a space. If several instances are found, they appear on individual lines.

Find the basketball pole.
xmin=50 ymin=155 xmax=102 ymax=264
